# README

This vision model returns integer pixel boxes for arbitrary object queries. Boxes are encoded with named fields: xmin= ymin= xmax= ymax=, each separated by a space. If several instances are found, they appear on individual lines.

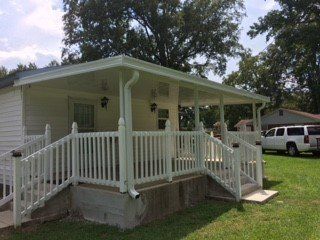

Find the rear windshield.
xmin=307 ymin=126 xmax=320 ymax=135
xmin=287 ymin=127 xmax=304 ymax=136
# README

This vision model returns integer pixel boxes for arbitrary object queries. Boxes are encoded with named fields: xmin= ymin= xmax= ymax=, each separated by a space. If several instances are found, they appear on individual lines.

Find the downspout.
xmin=124 ymin=70 xmax=140 ymax=199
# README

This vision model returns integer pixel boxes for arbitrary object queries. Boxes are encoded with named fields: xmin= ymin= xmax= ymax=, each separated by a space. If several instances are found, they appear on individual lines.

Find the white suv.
xmin=262 ymin=125 xmax=320 ymax=156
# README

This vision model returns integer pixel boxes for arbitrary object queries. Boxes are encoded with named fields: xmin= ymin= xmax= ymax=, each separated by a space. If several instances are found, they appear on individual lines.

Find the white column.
xmin=45 ymin=124 xmax=51 ymax=147
xmin=252 ymin=103 xmax=257 ymax=131
xmin=118 ymin=118 xmax=127 ymax=193
xmin=255 ymin=141 xmax=263 ymax=187
xmin=194 ymin=89 xmax=200 ymax=130
xmin=232 ymin=142 xmax=241 ymax=202
xmin=13 ymin=153 xmax=22 ymax=228
xmin=71 ymin=122 xmax=78 ymax=186
xmin=165 ymin=120 xmax=172 ymax=182
xmin=119 ymin=71 xmax=125 ymax=119
xmin=219 ymin=95 xmax=226 ymax=144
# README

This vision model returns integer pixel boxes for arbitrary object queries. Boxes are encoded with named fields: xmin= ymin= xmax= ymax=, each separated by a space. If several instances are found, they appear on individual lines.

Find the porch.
xmin=0 ymin=56 xmax=275 ymax=229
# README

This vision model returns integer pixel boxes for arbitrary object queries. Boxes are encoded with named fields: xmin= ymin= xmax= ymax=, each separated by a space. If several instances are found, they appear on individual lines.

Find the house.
xmin=235 ymin=119 xmax=253 ymax=132
xmin=235 ymin=108 xmax=320 ymax=132
xmin=0 ymin=55 xmax=276 ymax=229
xmin=261 ymin=108 xmax=320 ymax=130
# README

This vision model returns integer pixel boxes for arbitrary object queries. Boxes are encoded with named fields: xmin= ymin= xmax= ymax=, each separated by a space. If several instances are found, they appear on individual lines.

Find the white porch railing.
xmin=228 ymin=131 xmax=260 ymax=146
xmin=0 ymin=134 xmax=47 ymax=207
xmin=76 ymin=132 xmax=119 ymax=187
xmin=13 ymin=120 xmax=260 ymax=227
xmin=226 ymin=131 xmax=263 ymax=186
xmin=203 ymin=134 xmax=240 ymax=197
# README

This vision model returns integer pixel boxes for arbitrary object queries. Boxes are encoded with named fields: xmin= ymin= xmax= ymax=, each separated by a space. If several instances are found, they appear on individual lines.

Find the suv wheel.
xmin=287 ymin=143 xmax=299 ymax=156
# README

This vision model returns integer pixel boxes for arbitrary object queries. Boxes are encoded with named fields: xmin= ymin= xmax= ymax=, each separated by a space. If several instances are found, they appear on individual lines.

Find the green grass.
xmin=3 ymin=154 xmax=320 ymax=240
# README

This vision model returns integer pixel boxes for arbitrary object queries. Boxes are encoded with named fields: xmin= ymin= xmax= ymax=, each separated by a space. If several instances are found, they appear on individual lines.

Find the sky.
xmin=0 ymin=0 xmax=277 ymax=82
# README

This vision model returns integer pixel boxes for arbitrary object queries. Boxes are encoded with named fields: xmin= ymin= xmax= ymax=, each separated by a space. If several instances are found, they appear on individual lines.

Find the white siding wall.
xmin=0 ymin=87 xmax=23 ymax=155
xmin=25 ymin=85 xmax=179 ymax=141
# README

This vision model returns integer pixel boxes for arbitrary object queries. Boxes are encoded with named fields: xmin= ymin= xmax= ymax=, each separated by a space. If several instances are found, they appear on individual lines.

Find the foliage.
xmin=247 ymin=0 xmax=320 ymax=114
xmin=62 ymin=0 xmax=244 ymax=76
xmin=4 ymin=154 xmax=320 ymax=240
xmin=0 ymin=66 xmax=8 ymax=79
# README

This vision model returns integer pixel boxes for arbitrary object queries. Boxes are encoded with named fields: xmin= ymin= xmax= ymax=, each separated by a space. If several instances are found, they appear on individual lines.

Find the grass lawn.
xmin=2 ymin=153 xmax=320 ymax=240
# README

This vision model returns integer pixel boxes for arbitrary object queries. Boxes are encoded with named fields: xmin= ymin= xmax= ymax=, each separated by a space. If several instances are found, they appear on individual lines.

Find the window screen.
xmin=287 ymin=127 xmax=304 ymax=136
xmin=158 ymin=109 xmax=169 ymax=130
xmin=74 ymin=103 xmax=95 ymax=132
xmin=276 ymin=128 xmax=285 ymax=136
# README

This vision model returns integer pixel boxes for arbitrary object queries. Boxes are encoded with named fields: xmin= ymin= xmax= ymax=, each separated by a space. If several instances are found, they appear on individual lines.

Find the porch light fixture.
xmin=101 ymin=97 xmax=109 ymax=110
xmin=150 ymin=103 xmax=158 ymax=113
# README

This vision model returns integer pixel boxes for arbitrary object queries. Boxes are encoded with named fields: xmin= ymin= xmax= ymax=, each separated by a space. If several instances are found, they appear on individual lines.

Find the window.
xmin=266 ymin=129 xmax=275 ymax=137
xmin=287 ymin=127 xmax=304 ymax=136
xmin=158 ymin=109 xmax=169 ymax=130
xmin=74 ymin=103 xmax=95 ymax=132
xmin=307 ymin=126 xmax=320 ymax=135
xmin=279 ymin=110 xmax=283 ymax=116
xmin=276 ymin=128 xmax=285 ymax=136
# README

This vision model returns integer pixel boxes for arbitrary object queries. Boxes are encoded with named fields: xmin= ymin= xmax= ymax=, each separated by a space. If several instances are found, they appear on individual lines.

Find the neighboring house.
xmin=235 ymin=119 xmax=253 ymax=131
xmin=235 ymin=108 xmax=320 ymax=131
xmin=0 ymin=55 xmax=276 ymax=229
xmin=261 ymin=108 xmax=320 ymax=130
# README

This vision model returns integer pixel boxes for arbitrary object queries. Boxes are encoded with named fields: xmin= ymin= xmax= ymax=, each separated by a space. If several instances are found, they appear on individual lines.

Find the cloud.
xmin=23 ymin=0 xmax=64 ymax=37
xmin=0 ymin=44 xmax=60 ymax=64
xmin=263 ymin=0 xmax=277 ymax=11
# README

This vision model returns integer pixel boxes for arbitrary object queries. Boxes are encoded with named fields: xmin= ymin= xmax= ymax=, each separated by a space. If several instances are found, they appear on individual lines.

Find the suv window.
xmin=307 ymin=126 xmax=320 ymax=135
xmin=287 ymin=127 xmax=304 ymax=136
xmin=276 ymin=128 xmax=285 ymax=136
xmin=266 ymin=129 xmax=275 ymax=137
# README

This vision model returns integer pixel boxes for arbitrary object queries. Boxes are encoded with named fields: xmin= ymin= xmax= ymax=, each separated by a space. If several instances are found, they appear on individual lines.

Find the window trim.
xmin=68 ymin=97 xmax=98 ymax=133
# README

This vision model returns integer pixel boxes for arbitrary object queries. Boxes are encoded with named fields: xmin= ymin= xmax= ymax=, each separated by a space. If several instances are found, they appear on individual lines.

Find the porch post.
xmin=165 ymin=120 xmax=173 ymax=182
xmin=44 ymin=124 xmax=51 ymax=180
xmin=199 ymin=122 xmax=205 ymax=171
xmin=118 ymin=118 xmax=127 ymax=193
xmin=219 ymin=95 xmax=227 ymax=144
xmin=232 ymin=142 xmax=241 ymax=202
xmin=252 ymin=103 xmax=257 ymax=132
xmin=13 ymin=152 xmax=22 ymax=228
xmin=255 ymin=140 xmax=263 ymax=187
xmin=194 ymin=89 xmax=200 ymax=130
xmin=71 ymin=122 xmax=78 ymax=186
xmin=119 ymin=71 xmax=125 ymax=119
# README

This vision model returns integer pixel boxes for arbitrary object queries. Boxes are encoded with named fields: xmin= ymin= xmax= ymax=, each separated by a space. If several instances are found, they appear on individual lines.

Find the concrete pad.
xmin=0 ymin=210 xmax=31 ymax=229
xmin=241 ymin=189 xmax=278 ymax=204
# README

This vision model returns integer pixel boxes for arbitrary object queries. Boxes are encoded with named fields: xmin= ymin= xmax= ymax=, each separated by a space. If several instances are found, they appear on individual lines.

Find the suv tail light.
xmin=304 ymin=135 xmax=309 ymax=144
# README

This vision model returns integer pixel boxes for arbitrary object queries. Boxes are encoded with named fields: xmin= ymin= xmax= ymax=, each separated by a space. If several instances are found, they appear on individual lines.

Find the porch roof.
xmin=12 ymin=55 xmax=269 ymax=105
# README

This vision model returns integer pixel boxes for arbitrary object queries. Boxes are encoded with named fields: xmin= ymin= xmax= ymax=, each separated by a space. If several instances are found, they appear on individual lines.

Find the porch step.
xmin=241 ymin=183 xmax=260 ymax=196
xmin=241 ymin=189 xmax=279 ymax=204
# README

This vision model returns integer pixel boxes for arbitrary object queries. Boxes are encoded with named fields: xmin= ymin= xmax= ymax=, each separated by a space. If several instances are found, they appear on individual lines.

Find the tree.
xmin=0 ymin=66 xmax=8 ymax=79
xmin=248 ymin=0 xmax=320 ymax=113
xmin=47 ymin=60 xmax=60 ymax=67
xmin=62 ymin=0 xmax=244 ymax=76
xmin=224 ymin=48 xmax=293 ymax=110
xmin=9 ymin=63 xmax=37 ymax=74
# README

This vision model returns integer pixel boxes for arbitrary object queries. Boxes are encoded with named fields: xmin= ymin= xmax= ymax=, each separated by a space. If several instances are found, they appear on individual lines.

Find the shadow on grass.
xmin=263 ymin=178 xmax=282 ymax=190
xmin=9 ymin=200 xmax=243 ymax=240
xmin=264 ymin=151 xmax=319 ymax=159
